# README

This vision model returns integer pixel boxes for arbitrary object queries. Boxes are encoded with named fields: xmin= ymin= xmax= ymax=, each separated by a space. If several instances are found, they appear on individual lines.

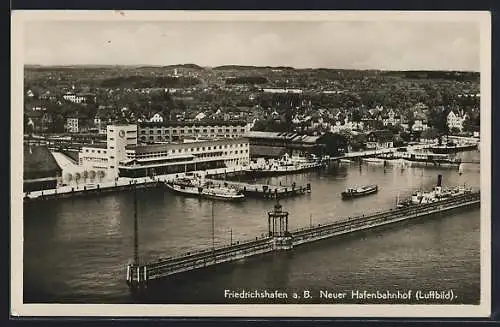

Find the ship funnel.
xmin=437 ymin=174 xmax=442 ymax=187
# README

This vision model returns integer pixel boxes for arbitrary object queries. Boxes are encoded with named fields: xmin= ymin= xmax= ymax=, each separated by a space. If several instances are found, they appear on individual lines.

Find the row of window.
xmin=133 ymin=143 xmax=248 ymax=157
xmin=131 ymin=149 xmax=249 ymax=161
xmin=80 ymin=157 xmax=108 ymax=162
xmin=140 ymin=128 xmax=246 ymax=135
xmin=83 ymin=149 xmax=107 ymax=154
xmin=140 ymin=135 xmax=241 ymax=141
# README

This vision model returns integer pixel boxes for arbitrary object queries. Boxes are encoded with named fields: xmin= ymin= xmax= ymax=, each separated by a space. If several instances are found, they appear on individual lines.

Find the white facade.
xmin=63 ymin=93 xmax=95 ymax=104
xmin=262 ymin=88 xmax=303 ymax=94
xmin=382 ymin=109 xmax=401 ymax=127
xmin=149 ymin=113 xmax=164 ymax=123
xmin=63 ymin=93 xmax=85 ymax=104
xmin=195 ymin=112 xmax=206 ymax=121
xmin=118 ymin=138 xmax=250 ymax=177
xmin=138 ymin=121 xmax=249 ymax=142
xmin=79 ymin=145 xmax=109 ymax=171
xmin=126 ymin=138 xmax=250 ymax=168
xmin=447 ymin=111 xmax=466 ymax=132
xmin=412 ymin=119 xmax=429 ymax=132
xmin=107 ymin=124 xmax=138 ymax=180
xmin=66 ymin=118 xmax=79 ymax=133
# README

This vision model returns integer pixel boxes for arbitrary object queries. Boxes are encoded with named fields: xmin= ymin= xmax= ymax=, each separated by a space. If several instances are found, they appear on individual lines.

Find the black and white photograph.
xmin=11 ymin=11 xmax=491 ymax=317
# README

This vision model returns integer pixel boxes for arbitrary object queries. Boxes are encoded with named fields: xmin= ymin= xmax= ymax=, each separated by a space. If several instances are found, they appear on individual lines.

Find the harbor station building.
xmin=79 ymin=124 xmax=250 ymax=180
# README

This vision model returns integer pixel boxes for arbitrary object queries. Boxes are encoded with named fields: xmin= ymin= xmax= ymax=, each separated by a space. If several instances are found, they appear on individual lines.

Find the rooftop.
xmin=24 ymin=145 xmax=62 ymax=180
xmin=139 ymin=120 xmax=247 ymax=127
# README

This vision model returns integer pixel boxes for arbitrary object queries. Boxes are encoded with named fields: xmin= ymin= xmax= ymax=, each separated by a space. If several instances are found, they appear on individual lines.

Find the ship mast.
xmin=211 ymin=200 xmax=215 ymax=253
xmin=133 ymin=182 xmax=139 ymax=266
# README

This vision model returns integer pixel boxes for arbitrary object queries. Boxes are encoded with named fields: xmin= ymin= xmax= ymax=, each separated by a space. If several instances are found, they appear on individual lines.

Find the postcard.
xmin=11 ymin=10 xmax=491 ymax=317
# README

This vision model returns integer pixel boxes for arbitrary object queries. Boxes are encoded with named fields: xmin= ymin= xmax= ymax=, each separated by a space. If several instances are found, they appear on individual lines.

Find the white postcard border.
xmin=11 ymin=10 xmax=492 ymax=318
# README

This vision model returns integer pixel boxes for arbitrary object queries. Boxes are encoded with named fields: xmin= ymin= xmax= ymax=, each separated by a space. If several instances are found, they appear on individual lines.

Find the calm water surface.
xmin=23 ymin=151 xmax=481 ymax=304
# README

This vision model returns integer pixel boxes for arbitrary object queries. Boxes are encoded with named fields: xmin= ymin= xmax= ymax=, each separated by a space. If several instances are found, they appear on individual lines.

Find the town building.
xmin=25 ymin=110 xmax=53 ymax=133
xmin=66 ymin=117 xmax=79 ymax=133
xmin=382 ymin=109 xmax=401 ymax=127
xmin=245 ymin=131 xmax=348 ymax=158
xmin=412 ymin=118 xmax=429 ymax=132
xmin=94 ymin=111 xmax=115 ymax=135
xmin=365 ymin=130 xmax=394 ymax=149
xmin=148 ymin=112 xmax=164 ymax=123
xmin=79 ymin=143 xmax=109 ymax=172
xmin=137 ymin=120 xmax=249 ymax=143
xmin=262 ymin=88 xmax=303 ymax=94
xmin=62 ymin=92 xmax=96 ymax=104
xmin=447 ymin=110 xmax=468 ymax=132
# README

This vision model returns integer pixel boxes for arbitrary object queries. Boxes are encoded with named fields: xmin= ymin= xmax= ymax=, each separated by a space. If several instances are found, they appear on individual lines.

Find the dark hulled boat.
xmin=341 ymin=184 xmax=378 ymax=200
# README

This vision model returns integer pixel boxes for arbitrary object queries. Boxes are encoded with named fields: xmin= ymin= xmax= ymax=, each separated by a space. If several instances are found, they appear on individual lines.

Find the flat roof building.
xmin=118 ymin=137 xmax=250 ymax=178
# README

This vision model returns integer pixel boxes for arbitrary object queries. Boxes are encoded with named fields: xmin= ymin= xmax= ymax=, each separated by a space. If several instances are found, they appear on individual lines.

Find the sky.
xmin=23 ymin=20 xmax=480 ymax=71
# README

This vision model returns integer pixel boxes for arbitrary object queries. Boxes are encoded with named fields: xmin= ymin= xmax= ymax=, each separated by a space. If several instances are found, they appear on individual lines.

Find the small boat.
xmin=202 ymin=186 xmax=245 ymax=201
xmin=362 ymin=158 xmax=385 ymax=165
xmin=165 ymin=177 xmax=245 ymax=201
xmin=245 ymin=153 xmax=324 ymax=176
xmin=339 ymin=159 xmax=353 ymax=164
xmin=341 ymin=184 xmax=378 ymax=199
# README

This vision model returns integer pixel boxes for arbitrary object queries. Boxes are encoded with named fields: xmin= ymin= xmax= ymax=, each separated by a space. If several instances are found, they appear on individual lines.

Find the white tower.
xmin=107 ymin=124 xmax=137 ymax=180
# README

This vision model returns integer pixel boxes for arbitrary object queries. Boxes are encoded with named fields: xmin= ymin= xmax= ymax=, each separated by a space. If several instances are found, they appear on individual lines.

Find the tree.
xmin=400 ymin=131 xmax=412 ymax=143
xmin=350 ymin=133 xmax=367 ymax=151
xmin=420 ymin=127 xmax=440 ymax=140
xmin=83 ymin=170 xmax=89 ymax=183
xmin=462 ymin=117 xmax=475 ymax=133
xmin=387 ymin=124 xmax=403 ymax=134
xmin=427 ymin=108 xmax=448 ymax=135
xmin=89 ymin=170 xmax=96 ymax=181
xmin=66 ymin=173 xmax=73 ymax=184
xmin=450 ymin=127 xmax=461 ymax=135
xmin=318 ymin=132 xmax=349 ymax=156
xmin=75 ymin=172 xmax=81 ymax=185
xmin=98 ymin=170 xmax=106 ymax=182
xmin=351 ymin=109 xmax=362 ymax=122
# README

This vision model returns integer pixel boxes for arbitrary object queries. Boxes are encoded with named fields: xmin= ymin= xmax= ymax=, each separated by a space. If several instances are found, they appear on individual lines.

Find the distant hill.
xmin=161 ymin=63 xmax=205 ymax=70
xmin=214 ymin=65 xmax=295 ymax=71
xmin=100 ymin=75 xmax=202 ymax=88
xmin=381 ymin=70 xmax=479 ymax=81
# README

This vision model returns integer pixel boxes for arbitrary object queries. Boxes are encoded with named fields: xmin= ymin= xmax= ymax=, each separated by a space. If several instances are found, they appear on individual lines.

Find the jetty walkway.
xmin=126 ymin=191 xmax=480 ymax=289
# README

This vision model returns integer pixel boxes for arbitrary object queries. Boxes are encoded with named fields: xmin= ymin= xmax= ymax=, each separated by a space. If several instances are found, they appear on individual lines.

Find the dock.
xmin=125 ymin=191 xmax=480 ymax=289
xmin=23 ymin=167 xmax=247 ymax=202
xmin=24 ymin=163 xmax=311 ymax=202
xmin=205 ymin=179 xmax=311 ymax=199
xmin=24 ymin=178 xmax=164 ymax=202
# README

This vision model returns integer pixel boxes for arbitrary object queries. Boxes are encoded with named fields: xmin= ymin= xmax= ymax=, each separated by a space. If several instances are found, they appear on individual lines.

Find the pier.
xmin=24 ymin=164 xmax=312 ymax=202
xmin=125 ymin=191 xmax=480 ymax=289
xmin=205 ymin=179 xmax=311 ymax=199
xmin=23 ymin=178 xmax=164 ymax=201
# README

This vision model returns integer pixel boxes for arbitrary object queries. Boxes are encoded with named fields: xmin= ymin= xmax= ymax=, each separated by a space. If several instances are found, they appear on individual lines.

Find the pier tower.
xmin=126 ymin=182 xmax=148 ymax=291
xmin=268 ymin=201 xmax=293 ymax=250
